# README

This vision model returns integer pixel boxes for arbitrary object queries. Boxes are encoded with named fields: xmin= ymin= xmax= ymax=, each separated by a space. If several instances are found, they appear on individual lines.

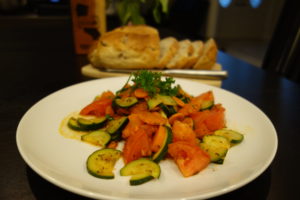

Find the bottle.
xmin=71 ymin=0 xmax=106 ymax=54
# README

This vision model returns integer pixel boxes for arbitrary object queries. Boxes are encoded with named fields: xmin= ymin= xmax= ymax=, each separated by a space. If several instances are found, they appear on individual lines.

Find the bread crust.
xmin=89 ymin=25 xmax=160 ymax=69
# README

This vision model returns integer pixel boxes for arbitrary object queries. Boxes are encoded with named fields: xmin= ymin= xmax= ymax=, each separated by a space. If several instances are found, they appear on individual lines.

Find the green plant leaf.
xmin=159 ymin=0 xmax=169 ymax=13
xmin=116 ymin=0 xmax=169 ymax=25
xmin=153 ymin=5 xmax=161 ymax=24
xmin=129 ymin=1 xmax=145 ymax=24
xmin=116 ymin=0 xmax=131 ymax=25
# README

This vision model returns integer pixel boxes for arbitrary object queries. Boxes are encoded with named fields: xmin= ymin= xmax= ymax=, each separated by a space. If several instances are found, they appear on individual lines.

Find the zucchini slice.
xmin=214 ymin=129 xmax=244 ymax=144
xmin=86 ymin=148 xmax=122 ymax=179
xmin=120 ymin=158 xmax=161 ymax=185
xmin=200 ymin=135 xmax=230 ymax=164
xmin=67 ymin=117 xmax=82 ymax=131
xmin=152 ymin=126 xmax=173 ymax=163
xmin=159 ymin=104 xmax=177 ymax=117
xmin=105 ymin=116 xmax=128 ymax=140
xmin=81 ymin=130 xmax=111 ymax=147
xmin=147 ymin=94 xmax=177 ymax=110
xmin=77 ymin=116 xmax=107 ymax=131
xmin=67 ymin=116 xmax=107 ymax=131
xmin=200 ymin=100 xmax=214 ymax=110
xmin=114 ymin=97 xmax=138 ymax=108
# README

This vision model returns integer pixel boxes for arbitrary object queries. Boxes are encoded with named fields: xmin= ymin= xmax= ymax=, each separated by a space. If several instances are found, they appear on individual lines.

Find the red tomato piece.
xmin=172 ymin=120 xmax=197 ymax=145
xmin=79 ymin=98 xmax=112 ymax=117
xmin=168 ymin=141 xmax=210 ymax=177
xmin=123 ymin=129 xmax=152 ymax=164
xmin=191 ymin=104 xmax=226 ymax=138
xmin=179 ymin=91 xmax=214 ymax=116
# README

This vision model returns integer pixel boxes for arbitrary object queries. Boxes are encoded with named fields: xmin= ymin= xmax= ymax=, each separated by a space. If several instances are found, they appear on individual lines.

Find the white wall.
xmin=206 ymin=0 xmax=284 ymax=41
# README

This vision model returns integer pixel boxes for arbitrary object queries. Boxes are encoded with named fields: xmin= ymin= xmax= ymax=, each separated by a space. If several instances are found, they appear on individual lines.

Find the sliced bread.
xmin=166 ymin=39 xmax=194 ymax=69
xmin=157 ymin=37 xmax=179 ymax=68
xmin=184 ymin=40 xmax=204 ymax=68
xmin=193 ymin=38 xmax=218 ymax=70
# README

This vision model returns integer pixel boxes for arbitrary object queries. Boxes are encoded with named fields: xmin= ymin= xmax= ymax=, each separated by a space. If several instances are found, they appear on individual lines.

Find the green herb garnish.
xmin=130 ymin=70 xmax=179 ymax=97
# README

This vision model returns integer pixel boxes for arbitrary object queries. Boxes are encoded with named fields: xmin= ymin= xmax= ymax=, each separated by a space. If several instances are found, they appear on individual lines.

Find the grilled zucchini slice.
xmin=120 ymin=158 xmax=161 ymax=185
xmin=81 ymin=130 xmax=111 ymax=147
xmin=159 ymin=104 xmax=177 ymax=117
xmin=147 ymin=94 xmax=177 ymax=110
xmin=67 ymin=117 xmax=82 ymax=131
xmin=105 ymin=116 xmax=128 ymax=141
xmin=67 ymin=116 xmax=107 ymax=131
xmin=114 ymin=97 xmax=138 ymax=108
xmin=200 ymin=135 xmax=230 ymax=164
xmin=77 ymin=116 xmax=107 ymax=131
xmin=200 ymin=100 xmax=214 ymax=110
xmin=152 ymin=126 xmax=173 ymax=163
xmin=86 ymin=148 xmax=122 ymax=179
xmin=214 ymin=129 xmax=244 ymax=144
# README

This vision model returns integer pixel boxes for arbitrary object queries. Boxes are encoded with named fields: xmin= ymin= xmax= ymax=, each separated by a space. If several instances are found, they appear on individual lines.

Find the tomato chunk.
xmin=191 ymin=104 xmax=226 ymax=138
xmin=168 ymin=141 xmax=210 ymax=177
xmin=179 ymin=91 xmax=214 ymax=116
xmin=123 ymin=129 xmax=152 ymax=164
xmin=172 ymin=120 xmax=197 ymax=145
xmin=79 ymin=98 xmax=112 ymax=117
xmin=122 ymin=114 xmax=144 ymax=139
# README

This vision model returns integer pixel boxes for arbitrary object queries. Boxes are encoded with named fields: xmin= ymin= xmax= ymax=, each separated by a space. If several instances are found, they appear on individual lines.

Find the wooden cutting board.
xmin=81 ymin=64 xmax=223 ymax=87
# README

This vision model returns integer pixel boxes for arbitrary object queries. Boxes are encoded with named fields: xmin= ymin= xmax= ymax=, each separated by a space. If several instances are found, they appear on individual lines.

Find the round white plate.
xmin=16 ymin=77 xmax=277 ymax=200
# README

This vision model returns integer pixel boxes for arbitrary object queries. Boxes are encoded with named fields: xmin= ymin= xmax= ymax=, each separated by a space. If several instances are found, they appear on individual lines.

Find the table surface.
xmin=1 ymin=17 xmax=300 ymax=200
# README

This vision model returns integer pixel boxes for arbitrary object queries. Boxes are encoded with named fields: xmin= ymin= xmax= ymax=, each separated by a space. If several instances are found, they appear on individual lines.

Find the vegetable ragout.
xmin=60 ymin=70 xmax=243 ymax=185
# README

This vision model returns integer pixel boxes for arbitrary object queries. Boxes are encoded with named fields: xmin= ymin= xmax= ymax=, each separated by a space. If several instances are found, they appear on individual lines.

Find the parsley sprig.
xmin=130 ymin=70 xmax=179 ymax=97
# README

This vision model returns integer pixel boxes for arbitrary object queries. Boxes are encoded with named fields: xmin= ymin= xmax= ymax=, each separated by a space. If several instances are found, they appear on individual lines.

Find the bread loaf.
xmin=89 ymin=25 xmax=160 ymax=69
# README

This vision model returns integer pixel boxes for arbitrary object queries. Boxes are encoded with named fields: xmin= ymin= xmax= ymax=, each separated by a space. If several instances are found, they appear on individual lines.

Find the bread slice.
xmin=157 ymin=37 xmax=179 ymax=68
xmin=166 ymin=39 xmax=194 ymax=69
xmin=193 ymin=38 xmax=218 ymax=70
xmin=184 ymin=40 xmax=204 ymax=68
xmin=88 ymin=25 xmax=160 ymax=69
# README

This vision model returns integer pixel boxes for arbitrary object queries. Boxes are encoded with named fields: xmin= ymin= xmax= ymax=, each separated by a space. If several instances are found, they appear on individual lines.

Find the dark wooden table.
xmin=1 ymin=16 xmax=300 ymax=200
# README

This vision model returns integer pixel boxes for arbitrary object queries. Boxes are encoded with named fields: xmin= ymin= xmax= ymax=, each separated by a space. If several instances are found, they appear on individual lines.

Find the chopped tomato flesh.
xmin=168 ymin=141 xmax=210 ymax=177
xmin=123 ymin=129 xmax=152 ymax=164
xmin=191 ymin=104 xmax=226 ymax=138
xmin=172 ymin=120 xmax=197 ymax=145
xmin=179 ymin=91 xmax=214 ymax=116
xmin=79 ymin=98 xmax=112 ymax=117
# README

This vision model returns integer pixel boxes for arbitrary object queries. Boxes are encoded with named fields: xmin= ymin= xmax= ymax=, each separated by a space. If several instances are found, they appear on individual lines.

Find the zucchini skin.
xmin=120 ymin=158 xmax=161 ymax=185
xmin=200 ymin=100 xmax=214 ymax=110
xmin=105 ymin=116 xmax=129 ymax=141
xmin=159 ymin=104 xmax=177 ymax=117
xmin=86 ymin=148 xmax=122 ymax=179
xmin=113 ymin=97 xmax=138 ymax=108
xmin=67 ymin=116 xmax=107 ymax=131
xmin=200 ymin=135 xmax=230 ymax=164
xmin=77 ymin=116 xmax=107 ymax=131
xmin=81 ymin=130 xmax=111 ymax=147
xmin=214 ymin=129 xmax=244 ymax=144
xmin=67 ymin=117 xmax=83 ymax=131
xmin=130 ymin=175 xmax=154 ymax=186
xmin=152 ymin=126 xmax=173 ymax=163
xmin=147 ymin=94 xmax=177 ymax=110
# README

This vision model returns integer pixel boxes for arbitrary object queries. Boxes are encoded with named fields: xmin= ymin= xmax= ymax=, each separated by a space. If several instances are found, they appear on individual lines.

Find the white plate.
xmin=16 ymin=77 xmax=277 ymax=200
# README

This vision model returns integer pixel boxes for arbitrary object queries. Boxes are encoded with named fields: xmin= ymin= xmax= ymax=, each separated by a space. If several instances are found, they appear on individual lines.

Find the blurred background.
xmin=0 ymin=0 xmax=297 ymax=75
